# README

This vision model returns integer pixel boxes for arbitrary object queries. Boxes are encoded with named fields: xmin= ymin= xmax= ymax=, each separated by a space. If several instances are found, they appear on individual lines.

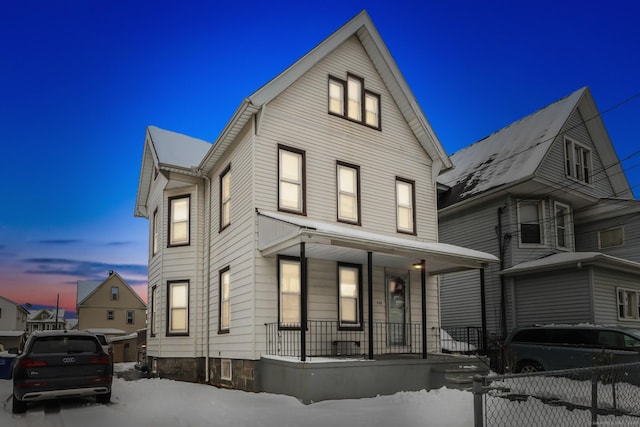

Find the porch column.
xmin=367 ymin=251 xmax=373 ymax=359
xmin=421 ymin=259 xmax=427 ymax=359
xmin=300 ymin=242 xmax=307 ymax=362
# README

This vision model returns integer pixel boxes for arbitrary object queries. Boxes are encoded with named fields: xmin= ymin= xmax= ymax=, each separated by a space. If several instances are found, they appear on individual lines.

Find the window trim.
xmin=126 ymin=310 xmax=135 ymax=325
xmin=277 ymin=255 xmax=302 ymax=330
xmin=328 ymin=73 xmax=381 ymax=130
xmin=168 ymin=195 xmax=191 ymax=247
xmin=599 ymin=226 xmax=625 ymax=249
xmin=553 ymin=201 xmax=572 ymax=250
xmin=219 ymin=266 xmax=231 ymax=334
xmin=564 ymin=136 xmax=593 ymax=185
xmin=337 ymin=263 xmax=364 ymax=330
xmin=336 ymin=161 xmax=361 ymax=225
xmin=220 ymin=359 xmax=232 ymax=381
xmin=219 ymin=164 xmax=231 ymax=232
xmin=106 ymin=310 xmax=114 ymax=321
xmin=111 ymin=286 xmax=119 ymax=301
xmin=517 ymin=200 xmax=546 ymax=247
xmin=277 ymin=145 xmax=306 ymax=215
xmin=617 ymin=287 xmax=640 ymax=321
xmin=167 ymin=280 xmax=189 ymax=336
xmin=395 ymin=177 xmax=416 ymax=235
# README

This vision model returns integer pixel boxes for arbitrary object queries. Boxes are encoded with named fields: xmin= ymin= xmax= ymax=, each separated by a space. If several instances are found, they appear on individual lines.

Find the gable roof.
xmin=437 ymin=87 xmax=633 ymax=209
xmin=198 ymin=10 xmax=451 ymax=174
xmin=77 ymin=271 xmax=146 ymax=307
xmin=76 ymin=280 xmax=101 ymax=305
xmin=0 ymin=295 xmax=29 ymax=315
xmin=147 ymin=126 xmax=212 ymax=169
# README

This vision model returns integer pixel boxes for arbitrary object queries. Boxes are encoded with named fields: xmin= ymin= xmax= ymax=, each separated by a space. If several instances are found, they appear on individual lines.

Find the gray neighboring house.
xmin=437 ymin=87 xmax=640 ymax=350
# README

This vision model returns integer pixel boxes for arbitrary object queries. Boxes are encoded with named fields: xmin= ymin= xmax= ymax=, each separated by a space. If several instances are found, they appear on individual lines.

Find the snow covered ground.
xmin=1 ymin=363 xmax=475 ymax=427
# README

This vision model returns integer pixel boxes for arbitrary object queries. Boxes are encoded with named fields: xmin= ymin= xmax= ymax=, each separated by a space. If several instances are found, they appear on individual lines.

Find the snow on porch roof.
xmin=501 ymin=251 xmax=640 ymax=276
xmin=257 ymin=210 xmax=498 ymax=274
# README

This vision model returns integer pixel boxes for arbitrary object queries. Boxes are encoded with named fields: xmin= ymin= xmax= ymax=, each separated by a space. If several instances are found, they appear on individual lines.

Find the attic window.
xmin=328 ymin=73 xmax=380 ymax=129
xmin=564 ymin=137 xmax=592 ymax=184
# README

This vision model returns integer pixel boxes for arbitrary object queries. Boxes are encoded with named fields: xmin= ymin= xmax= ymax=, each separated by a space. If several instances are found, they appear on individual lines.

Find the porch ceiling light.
xmin=413 ymin=261 xmax=425 ymax=269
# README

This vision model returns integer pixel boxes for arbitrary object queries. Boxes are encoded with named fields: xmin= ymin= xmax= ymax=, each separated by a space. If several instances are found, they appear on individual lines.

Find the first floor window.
xmin=338 ymin=263 xmax=362 ymax=327
xmin=279 ymin=257 xmax=301 ymax=328
xmin=519 ymin=201 xmax=544 ymax=245
xmin=151 ymin=286 xmax=157 ymax=336
xmin=220 ymin=267 xmax=230 ymax=332
xmin=169 ymin=195 xmax=190 ymax=246
xmin=168 ymin=281 xmax=189 ymax=335
xmin=396 ymin=178 xmax=415 ymax=234
xmin=617 ymin=288 xmax=640 ymax=320
xmin=600 ymin=227 xmax=624 ymax=249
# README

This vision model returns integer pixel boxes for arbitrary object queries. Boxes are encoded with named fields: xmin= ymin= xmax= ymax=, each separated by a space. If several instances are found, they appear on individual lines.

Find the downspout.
xmin=195 ymin=168 xmax=212 ymax=382
xmin=497 ymin=206 xmax=509 ymax=339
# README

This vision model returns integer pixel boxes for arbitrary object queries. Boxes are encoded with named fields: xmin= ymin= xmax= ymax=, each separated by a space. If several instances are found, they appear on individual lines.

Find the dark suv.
xmin=503 ymin=325 xmax=640 ymax=373
xmin=12 ymin=330 xmax=113 ymax=413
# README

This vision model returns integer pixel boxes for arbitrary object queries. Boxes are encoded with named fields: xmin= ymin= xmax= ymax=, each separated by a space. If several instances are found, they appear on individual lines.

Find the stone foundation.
xmin=148 ymin=356 xmax=206 ymax=383
xmin=209 ymin=358 xmax=258 ymax=392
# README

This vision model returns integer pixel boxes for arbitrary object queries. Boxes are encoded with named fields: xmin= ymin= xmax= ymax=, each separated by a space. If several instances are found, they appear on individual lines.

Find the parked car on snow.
xmin=12 ymin=330 xmax=112 ymax=413
xmin=503 ymin=324 xmax=640 ymax=373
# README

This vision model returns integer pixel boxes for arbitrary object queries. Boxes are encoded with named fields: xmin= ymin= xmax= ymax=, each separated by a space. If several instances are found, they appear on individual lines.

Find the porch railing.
xmin=265 ymin=321 xmax=482 ymax=359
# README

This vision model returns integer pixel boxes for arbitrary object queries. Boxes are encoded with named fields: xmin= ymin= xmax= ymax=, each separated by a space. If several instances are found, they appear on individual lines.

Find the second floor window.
xmin=152 ymin=209 xmax=160 ymax=255
xmin=519 ymin=201 xmax=544 ymax=245
xmin=565 ymin=137 xmax=592 ymax=184
xmin=337 ymin=162 xmax=360 ymax=224
xmin=600 ymin=227 xmax=624 ymax=249
xmin=278 ymin=145 xmax=305 ymax=214
xmin=328 ymin=73 xmax=381 ymax=129
xmin=396 ymin=178 xmax=415 ymax=234
xmin=111 ymin=286 xmax=119 ymax=301
xmin=107 ymin=310 xmax=114 ymax=320
xmin=554 ymin=202 xmax=571 ymax=249
xmin=220 ymin=165 xmax=231 ymax=230
xmin=127 ymin=310 xmax=134 ymax=325
xmin=169 ymin=195 xmax=190 ymax=246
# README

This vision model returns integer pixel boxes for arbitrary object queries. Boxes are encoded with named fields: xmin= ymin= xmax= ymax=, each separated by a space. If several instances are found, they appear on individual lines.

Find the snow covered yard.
xmin=0 ymin=363 xmax=475 ymax=427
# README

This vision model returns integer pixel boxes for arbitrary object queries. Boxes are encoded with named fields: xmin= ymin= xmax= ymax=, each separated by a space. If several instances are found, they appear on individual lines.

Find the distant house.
xmin=134 ymin=11 xmax=497 ymax=402
xmin=437 ymin=87 xmax=640 ymax=351
xmin=76 ymin=271 xmax=146 ymax=334
xmin=27 ymin=308 xmax=65 ymax=334
xmin=0 ymin=296 xmax=28 ymax=350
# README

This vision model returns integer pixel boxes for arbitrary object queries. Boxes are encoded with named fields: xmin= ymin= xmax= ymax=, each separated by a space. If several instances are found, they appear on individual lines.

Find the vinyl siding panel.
xmin=511 ymin=269 xmax=591 ymax=327
xmin=593 ymin=267 xmax=640 ymax=325
xmin=575 ymin=213 xmax=640 ymax=263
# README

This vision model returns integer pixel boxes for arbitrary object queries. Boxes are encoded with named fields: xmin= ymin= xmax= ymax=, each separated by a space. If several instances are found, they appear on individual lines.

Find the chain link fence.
xmin=473 ymin=362 xmax=640 ymax=426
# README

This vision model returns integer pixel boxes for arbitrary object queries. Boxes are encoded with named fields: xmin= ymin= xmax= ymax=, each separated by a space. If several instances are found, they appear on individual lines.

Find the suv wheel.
xmin=12 ymin=395 xmax=27 ymax=414
xmin=96 ymin=391 xmax=111 ymax=404
xmin=517 ymin=361 xmax=543 ymax=373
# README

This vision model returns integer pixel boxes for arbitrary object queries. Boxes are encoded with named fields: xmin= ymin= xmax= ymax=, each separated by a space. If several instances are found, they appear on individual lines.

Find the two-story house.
xmin=0 ymin=296 xmax=28 ymax=350
xmin=76 ymin=271 xmax=147 ymax=334
xmin=134 ymin=11 xmax=497 ymax=402
xmin=26 ymin=308 xmax=65 ymax=334
xmin=437 ymin=87 xmax=640 ymax=355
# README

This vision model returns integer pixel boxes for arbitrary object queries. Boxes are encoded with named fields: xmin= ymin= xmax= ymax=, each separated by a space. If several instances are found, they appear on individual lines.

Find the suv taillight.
xmin=19 ymin=358 xmax=48 ymax=368
xmin=90 ymin=355 xmax=111 ymax=365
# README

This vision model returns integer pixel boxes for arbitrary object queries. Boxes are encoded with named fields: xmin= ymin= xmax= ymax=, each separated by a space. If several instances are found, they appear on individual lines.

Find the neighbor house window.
xmin=168 ymin=281 xmax=189 ymax=335
xmin=278 ymin=257 xmax=301 ymax=328
xmin=169 ymin=195 xmax=190 ymax=246
xmin=328 ymin=73 xmax=381 ymax=129
xmin=396 ymin=178 xmax=416 ymax=234
xmin=554 ymin=202 xmax=571 ymax=249
xmin=107 ymin=310 xmax=114 ymax=320
xmin=278 ymin=145 xmax=305 ymax=214
xmin=617 ymin=288 xmax=640 ymax=320
xmin=219 ymin=267 xmax=230 ymax=333
xmin=518 ymin=200 xmax=544 ymax=245
xmin=220 ymin=165 xmax=231 ymax=230
xmin=565 ymin=137 xmax=592 ymax=184
xmin=152 ymin=209 xmax=159 ymax=255
xmin=111 ymin=286 xmax=119 ymax=301
xmin=338 ymin=263 xmax=362 ymax=328
xmin=151 ymin=285 xmax=157 ymax=336
xmin=127 ymin=310 xmax=134 ymax=325
xmin=337 ymin=162 xmax=360 ymax=224
xmin=599 ymin=227 xmax=624 ymax=249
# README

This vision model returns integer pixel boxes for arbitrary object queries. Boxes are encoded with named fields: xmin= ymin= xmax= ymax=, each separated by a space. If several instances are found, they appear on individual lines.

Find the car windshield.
xmin=31 ymin=336 xmax=100 ymax=354
xmin=622 ymin=328 xmax=640 ymax=341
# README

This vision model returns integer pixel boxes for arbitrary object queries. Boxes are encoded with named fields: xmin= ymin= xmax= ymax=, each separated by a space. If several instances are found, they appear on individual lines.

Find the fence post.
xmin=591 ymin=369 xmax=598 ymax=427
xmin=472 ymin=375 xmax=484 ymax=427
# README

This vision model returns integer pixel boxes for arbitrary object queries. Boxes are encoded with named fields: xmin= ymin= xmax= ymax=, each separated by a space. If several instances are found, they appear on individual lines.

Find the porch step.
xmin=431 ymin=363 xmax=488 ymax=391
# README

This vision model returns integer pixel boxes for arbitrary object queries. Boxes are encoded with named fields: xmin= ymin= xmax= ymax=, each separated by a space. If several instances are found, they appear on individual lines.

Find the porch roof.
xmin=500 ymin=252 xmax=640 ymax=276
xmin=257 ymin=210 xmax=498 ymax=274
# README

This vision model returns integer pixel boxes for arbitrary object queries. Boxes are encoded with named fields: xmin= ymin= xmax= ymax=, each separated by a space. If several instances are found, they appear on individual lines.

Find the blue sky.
xmin=1 ymin=0 xmax=639 ymax=312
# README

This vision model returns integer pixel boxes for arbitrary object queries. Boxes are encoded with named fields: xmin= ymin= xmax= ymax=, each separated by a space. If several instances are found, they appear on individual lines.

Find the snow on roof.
xmin=76 ymin=280 xmax=101 ymax=304
xmin=148 ymin=125 xmax=212 ymax=169
xmin=0 ymin=331 xmax=26 ymax=337
xmin=438 ymin=88 xmax=586 ymax=205
xmin=108 ymin=332 xmax=138 ymax=342
xmin=501 ymin=251 xmax=640 ymax=275
xmin=84 ymin=328 xmax=127 ymax=335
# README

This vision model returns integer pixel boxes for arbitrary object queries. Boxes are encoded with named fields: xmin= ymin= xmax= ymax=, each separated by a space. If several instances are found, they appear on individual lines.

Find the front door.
xmin=387 ymin=275 xmax=408 ymax=346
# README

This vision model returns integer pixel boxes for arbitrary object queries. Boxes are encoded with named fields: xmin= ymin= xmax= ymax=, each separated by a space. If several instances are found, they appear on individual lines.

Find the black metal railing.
xmin=439 ymin=326 xmax=484 ymax=354
xmin=265 ymin=321 xmax=463 ymax=359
